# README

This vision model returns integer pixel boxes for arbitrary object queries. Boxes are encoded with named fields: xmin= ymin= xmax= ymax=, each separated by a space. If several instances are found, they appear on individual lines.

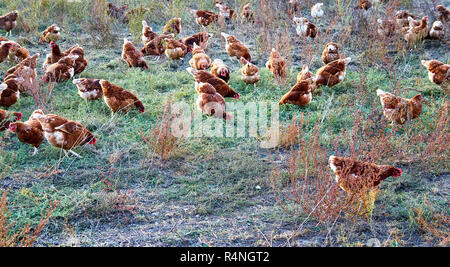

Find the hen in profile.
xmin=0 ymin=41 xmax=13 ymax=64
xmin=73 ymin=78 xmax=103 ymax=103
xmin=0 ymin=108 xmax=21 ymax=132
xmin=421 ymin=59 xmax=450 ymax=86
xmin=35 ymin=112 xmax=97 ymax=158
xmin=192 ymin=10 xmax=219 ymax=27
xmin=0 ymin=80 xmax=20 ymax=109
xmin=180 ymin=32 xmax=212 ymax=50
xmin=42 ymin=55 xmax=78 ymax=83
xmin=164 ymin=38 xmax=191 ymax=60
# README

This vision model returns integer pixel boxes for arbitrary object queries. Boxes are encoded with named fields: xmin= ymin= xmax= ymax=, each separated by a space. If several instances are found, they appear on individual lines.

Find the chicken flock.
xmin=0 ymin=1 xmax=449 ymax=195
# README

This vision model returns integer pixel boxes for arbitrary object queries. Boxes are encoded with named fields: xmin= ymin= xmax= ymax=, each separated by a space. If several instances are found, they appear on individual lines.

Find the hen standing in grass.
xmin=221 ymin=32 xmax=251 ymax=62
xmin=189 ymin=43 xmax=211 ymax=71
xmin=0 ymin=41 xmax=13 ymax=64
xmin=266 ymin=48 xmax=288 ymax=83
xmin=43 ymin=42 xmax=80 ymax=70
xmin=315 ymin=57 xmax=351 ymax=88
xmin=192 ymin=10 xmax=219 ymax=27
xmin=73 ymin=78 xmax=103 ymax=103
xmin=100 ymin=80 xmax=145 ymax=115
xmin=39 ymin=24 xmax=61 ymax=43
xmin=42 ymin=55 xmax=77 ymax=83
xmin=279 ymin=78 xmax=314 ymax=107
xmin=329 ymin=156 xmax=402 ymax=193
xmin=180 ymin=32 xmax=212 ymax=50
xmin=429 ymin=21 xmax=445 ymax=40
xmin=403 ymin=16 xmax=428 ymax=44
xmin=293 ymin=17 xmax=317 ymax=38
xmin=0 ymin=80 xmax=20 ymax=109
xmin=240 ymin=57 xmax=260 ymax=86
xmin=0 ymin=11 xmax=18 ymax=36
xmin=68 ymin=46 xmax=88 ymax=75
xmin=0 ymin=108 xmax=21 ymax=132
xmin=187 ymin=67 xmax=240 ymax=99
xmin=321 ymin=42 xmax=340 ymax=65
xmin=421 ymin=60 xmax=449 ymax=87
xmin=141 ymin=20 xmax=158 ymax=45
xmin=7 ymin=41 xmax=30 ymax=63
xmin=211 ymin=59 xmax=231 ymax=83
xmin=164 ymin=38 xmax=191 ymax=60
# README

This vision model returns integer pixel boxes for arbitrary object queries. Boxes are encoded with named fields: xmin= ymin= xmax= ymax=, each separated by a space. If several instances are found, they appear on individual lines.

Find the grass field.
xmin=0 ymin=0 xmax=449 ymax=246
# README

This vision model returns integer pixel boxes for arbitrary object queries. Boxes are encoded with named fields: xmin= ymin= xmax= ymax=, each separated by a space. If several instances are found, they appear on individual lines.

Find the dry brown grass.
xmin=410 ymin=195 xmax=450 ymax=246
xmin=0 ymin=190 xmax=58 ymax=247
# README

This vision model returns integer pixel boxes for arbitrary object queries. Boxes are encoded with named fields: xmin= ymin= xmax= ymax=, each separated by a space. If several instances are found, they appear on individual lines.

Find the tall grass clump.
xmin=409 ymin=195 xmax=449 ymax=246
xmin=270 ymin=123 xmax=351 ymax=229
